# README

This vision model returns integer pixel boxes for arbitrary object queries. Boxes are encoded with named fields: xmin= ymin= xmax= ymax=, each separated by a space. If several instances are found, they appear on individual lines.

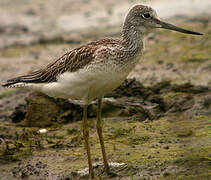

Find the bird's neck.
xmin=121 ymin=23 xmax=145 ymax=51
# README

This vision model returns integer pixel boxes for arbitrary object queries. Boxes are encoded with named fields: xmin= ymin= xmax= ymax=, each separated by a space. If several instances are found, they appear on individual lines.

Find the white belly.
xmin=41 ymin=62 xmax=136 ymax=104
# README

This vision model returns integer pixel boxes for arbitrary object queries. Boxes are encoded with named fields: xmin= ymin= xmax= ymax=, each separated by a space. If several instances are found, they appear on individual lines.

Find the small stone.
xmin=164 ymin=145 xmax=169 ymax=149
xmin=38 ymin=129 xmax=48 ymax=134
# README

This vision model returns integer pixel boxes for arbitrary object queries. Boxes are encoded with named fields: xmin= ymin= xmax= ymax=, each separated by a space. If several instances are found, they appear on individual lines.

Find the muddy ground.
xmin=0 ymin=0 xmax=211 ymax=180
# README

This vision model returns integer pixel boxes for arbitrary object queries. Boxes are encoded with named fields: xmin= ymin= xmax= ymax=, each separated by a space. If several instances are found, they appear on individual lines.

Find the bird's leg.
xmin=96 ymin=98 xmax=110 ymax=174
xmin=82 ymin=104 xmax=94 ymax=179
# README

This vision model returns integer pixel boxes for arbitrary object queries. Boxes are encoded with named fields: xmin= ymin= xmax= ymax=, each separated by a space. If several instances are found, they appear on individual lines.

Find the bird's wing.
xmin=2 ymin=44 xmax=98 ymax=87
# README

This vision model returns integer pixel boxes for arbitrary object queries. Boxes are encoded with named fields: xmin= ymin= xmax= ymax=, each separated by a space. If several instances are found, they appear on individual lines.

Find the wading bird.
xmin=2 ymin=4 xmax=202 ymax=179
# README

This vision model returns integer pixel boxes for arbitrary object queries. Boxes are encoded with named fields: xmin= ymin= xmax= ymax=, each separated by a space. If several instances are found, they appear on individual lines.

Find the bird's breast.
xmin=41 ymin=53 xmax=142 ymax=104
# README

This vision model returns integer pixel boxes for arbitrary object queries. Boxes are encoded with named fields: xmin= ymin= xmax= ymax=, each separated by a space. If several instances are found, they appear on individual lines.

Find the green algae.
xmin=162 ymin=92 xmax=184 ymax=99
xmin=0 ymin=113 xmax=210 ymax=179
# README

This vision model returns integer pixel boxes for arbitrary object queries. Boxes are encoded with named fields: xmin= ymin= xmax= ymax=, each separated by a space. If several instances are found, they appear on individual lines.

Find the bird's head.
xmin=125 ymin=5 xmax=203 ymax=35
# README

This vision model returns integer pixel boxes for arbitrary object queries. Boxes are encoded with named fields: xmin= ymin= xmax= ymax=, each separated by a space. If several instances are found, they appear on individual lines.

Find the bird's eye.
xmin=142 ymin=13 xmax=151 ymax=19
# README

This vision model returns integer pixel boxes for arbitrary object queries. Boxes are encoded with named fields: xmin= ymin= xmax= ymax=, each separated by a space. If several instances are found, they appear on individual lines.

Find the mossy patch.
xmin=176 ymin=130 xmax=193 ymax=137
xmin=110 ymin=126 xmax=135 ymax=139
xmin=162 ymin=92 xmax=184 ymax=99
xmin=0 ymin=113 xmax=210 ymax=179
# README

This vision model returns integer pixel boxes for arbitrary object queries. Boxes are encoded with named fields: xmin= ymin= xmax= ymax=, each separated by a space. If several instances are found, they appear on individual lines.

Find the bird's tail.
xmin=2 ymin=70 xmax=43 ymax=88
xmin=2 ymin=77 xmax=26 ymax=88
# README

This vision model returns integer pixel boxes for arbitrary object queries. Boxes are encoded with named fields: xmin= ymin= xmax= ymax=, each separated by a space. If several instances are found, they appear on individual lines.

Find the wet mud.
xmin=0 ymin=79 xmax=210 ymax=180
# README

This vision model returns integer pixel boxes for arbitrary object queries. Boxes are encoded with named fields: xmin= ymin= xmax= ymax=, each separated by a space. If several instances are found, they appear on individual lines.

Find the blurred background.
xmin=0 ymin=0 xmax=210 ymax=180
xmin=0 ymin=0 xmax=210 ymax=85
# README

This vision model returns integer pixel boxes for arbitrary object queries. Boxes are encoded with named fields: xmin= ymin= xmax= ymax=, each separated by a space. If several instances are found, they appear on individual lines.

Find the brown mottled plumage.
xmin=4 ymin=38 xmax=120 ymax=85
xmin=2 ymin=5 xmax=202 ymax=179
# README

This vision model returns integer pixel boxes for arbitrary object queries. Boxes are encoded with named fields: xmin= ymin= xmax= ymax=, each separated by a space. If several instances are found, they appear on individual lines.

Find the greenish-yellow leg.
xmin=97 ymin=98 xmax=110 ymax=174
xmin=82 ymin=104 xmax=94 ymax=179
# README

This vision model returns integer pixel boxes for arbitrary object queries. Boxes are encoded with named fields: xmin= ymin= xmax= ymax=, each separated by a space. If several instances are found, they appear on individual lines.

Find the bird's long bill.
xmin=158 ymin=20 xmax=203 ymax=35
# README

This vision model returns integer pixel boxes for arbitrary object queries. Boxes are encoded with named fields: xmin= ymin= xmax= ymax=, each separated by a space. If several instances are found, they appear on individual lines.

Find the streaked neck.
xmin=121 ymin=23 xmax=145 ymax=51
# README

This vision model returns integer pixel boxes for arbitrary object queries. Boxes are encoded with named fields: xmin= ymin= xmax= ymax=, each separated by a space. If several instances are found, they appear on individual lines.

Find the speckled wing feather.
xmin=2 ymin=38 xmax=121 ymax=87
xmin=2 ymin=42 xmax=102 ymax=87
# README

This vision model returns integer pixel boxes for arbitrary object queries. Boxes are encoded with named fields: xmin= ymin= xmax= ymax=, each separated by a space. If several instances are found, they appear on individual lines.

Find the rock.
xmin=108 ymin=78 xmax=151 ymax=99
xmin=22 ymin=92 xmax=63 ymax=127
